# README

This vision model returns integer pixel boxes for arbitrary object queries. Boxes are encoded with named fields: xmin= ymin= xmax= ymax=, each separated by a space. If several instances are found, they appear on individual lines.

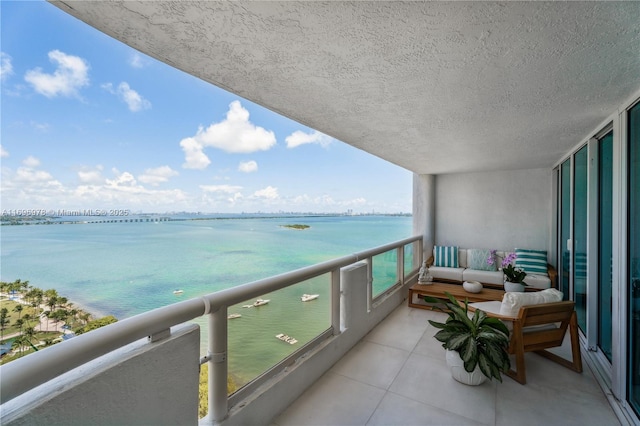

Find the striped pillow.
xmin=515 ymin=248 xmax=548 ymax=276
xmin=433 ymin=246 xmax=459 ymax=268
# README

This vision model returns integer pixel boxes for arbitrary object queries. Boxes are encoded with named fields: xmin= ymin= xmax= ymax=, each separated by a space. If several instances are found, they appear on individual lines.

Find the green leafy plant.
xmin=425 ymin=292 xmax=511 ymax=382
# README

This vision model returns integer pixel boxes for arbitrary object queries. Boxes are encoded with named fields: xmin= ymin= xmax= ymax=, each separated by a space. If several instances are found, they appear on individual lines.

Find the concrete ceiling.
xmin=50 ymin=1 xmax=640 ymax=175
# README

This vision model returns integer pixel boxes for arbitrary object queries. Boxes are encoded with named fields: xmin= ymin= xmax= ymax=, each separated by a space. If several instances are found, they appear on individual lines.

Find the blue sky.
xmin=1 ymin=1 xmax=412 ymax=214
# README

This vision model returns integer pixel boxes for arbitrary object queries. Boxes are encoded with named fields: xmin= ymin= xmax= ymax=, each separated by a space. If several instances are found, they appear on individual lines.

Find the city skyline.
xmin=0 ymin=1 xmax=412 ymax=214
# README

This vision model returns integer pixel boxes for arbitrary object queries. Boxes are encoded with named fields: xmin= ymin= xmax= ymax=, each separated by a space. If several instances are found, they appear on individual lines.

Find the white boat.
xmin=242 ymin=298 xmax=271 ymax=308
xmin=227 ymin=313 xmax=241 ymax=319
xmin=301 ymin=294 xmax=319 ymax=302
xmin=173 ymin=289 xmax=184 ymax=295
xmin=275 ymin=333 xmax=298 ymax=345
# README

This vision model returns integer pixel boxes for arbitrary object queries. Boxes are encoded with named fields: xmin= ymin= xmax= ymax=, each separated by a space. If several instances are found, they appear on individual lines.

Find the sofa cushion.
xmin=467 ymin=248 xmax=497 ymax=271
xmin=462 ymin=269 xmax=504 ymax=286
xmin=428 ymin=266 xmax=464 ymax=282
xmin=499 ymin=288 xmax=563 ymax=317
xmin=523 ymin=274 xmax=552 ymax=290
xmin=433 ymin=245 xmax=459 ymax=268
xmin=515 ymin=248 xmax=548 ymax=276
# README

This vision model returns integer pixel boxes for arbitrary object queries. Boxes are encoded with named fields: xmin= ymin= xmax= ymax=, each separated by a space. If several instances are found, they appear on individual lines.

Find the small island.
xmin=281 ymin=224 xmax=310 ymax=230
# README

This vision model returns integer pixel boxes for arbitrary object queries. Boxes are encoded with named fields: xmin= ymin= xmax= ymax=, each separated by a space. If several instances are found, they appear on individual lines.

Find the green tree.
xmin=12 ymin=304 xmax=23 ymax=319
xmin=0 ymin=308 xmax=10 ymax=341
xmin=14 ymin=318 xmax=24 ymax=334
xmin=74 ymin=316 xmax=117 ymax=335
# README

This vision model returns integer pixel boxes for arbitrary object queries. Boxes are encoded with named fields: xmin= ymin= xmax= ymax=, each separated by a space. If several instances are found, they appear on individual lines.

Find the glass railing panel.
xmin=403 ymin=241 xmax=417 ymax=278
xmin=372 ymin=250 xmax=398 ymax=298
xmin=226 ymin=274 xmax=331 ymax=392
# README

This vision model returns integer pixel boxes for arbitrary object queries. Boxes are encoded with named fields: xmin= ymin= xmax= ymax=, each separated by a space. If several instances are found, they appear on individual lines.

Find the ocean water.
xmin=0 ymin=215 xmax=412 ymax=385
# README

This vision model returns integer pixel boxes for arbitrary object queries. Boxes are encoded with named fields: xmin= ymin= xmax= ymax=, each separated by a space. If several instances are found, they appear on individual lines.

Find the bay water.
xmin=0 ymin=215 xmax=412 ymax=385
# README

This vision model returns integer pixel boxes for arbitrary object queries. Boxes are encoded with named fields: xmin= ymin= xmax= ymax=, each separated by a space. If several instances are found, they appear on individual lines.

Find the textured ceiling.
xmin=51 ymin=1 xmax=640 ymax=175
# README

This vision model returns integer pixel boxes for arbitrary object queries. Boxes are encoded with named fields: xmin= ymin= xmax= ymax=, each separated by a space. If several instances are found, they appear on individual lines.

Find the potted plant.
xmin=501 ymin=252 xmax=527 ymax=292
xmin=424 ymin=293 xmax=510 ymax=385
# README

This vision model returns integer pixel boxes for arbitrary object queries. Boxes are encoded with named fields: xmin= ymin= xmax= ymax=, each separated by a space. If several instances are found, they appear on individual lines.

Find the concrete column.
xmin=413 ymin=174 xmax=435 ymax=260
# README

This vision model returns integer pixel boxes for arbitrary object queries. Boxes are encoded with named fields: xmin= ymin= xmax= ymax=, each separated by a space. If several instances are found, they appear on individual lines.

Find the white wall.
xmin=2 ymin=324 xmax=200 ymax=426
xmin=433 ymin=168 xmax=552 ymax=255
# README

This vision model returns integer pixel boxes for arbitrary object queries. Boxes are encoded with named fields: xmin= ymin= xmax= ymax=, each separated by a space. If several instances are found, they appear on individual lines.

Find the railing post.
xmin=331 ymin=268 xmax=340 ymax=335
xmin=366 ymin=258 xmax=372 ymax=311
xmin=209 ymin=306 xmax=228 ymax=422
xmin=398 ymin=246 xmax=405 ymax=285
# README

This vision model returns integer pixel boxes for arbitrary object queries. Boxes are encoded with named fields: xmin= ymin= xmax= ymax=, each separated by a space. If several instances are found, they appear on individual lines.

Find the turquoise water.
xmin=0 ymin=215 xmax=412 ymax=385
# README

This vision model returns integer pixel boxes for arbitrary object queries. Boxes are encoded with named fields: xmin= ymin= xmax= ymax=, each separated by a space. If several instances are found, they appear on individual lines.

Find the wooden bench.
xmin=408 ymin=282 xmax=504 ymax=310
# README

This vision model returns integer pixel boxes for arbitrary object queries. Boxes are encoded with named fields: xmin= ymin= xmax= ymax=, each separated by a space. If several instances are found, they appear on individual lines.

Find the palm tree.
xmin=47 ymin=296 xmax=58 ymax=314
xmin=0 ymin=308 xmax=10 ymax=342
xmin=23 ymin=326 xmax=37 ymax=349
xmin=13 ymin=304 xmax=23 ymax=319
xmin=11 ymin=334 xmax=27 ymax=354
xmin=41 ymin=310 xmax=50 ymax=332
xmin=14 ymin=318 xmax=24 ymax=334
xmin=22 ymin=313 xmax=33 ymax=328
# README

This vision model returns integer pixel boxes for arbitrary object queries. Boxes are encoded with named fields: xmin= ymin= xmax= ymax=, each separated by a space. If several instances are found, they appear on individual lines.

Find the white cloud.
xmin=77 ymin=165 xmax=105 ymax=185
xmin=180 ymin=101 xmax=276 ymax=169
xmin=199 ymin=184 xmax=243 ymax=194
xmin=102 ymin=82 xmax=151 ymax=112
xmin=23 ymin=156 xmax=41 ymax=168
xmin=129 ymin=53 xmax=148 ymax=69
xmin=254 ymin=186 xmax=279 ymax=200
xmin=30 ymin=121 xmax=50 ymax=132
xmin=24 ymin=50 xmax=89 ymax=98
xmin=138 ymin=166 xmax=178 ymax=186
xmin=1 ymin=52 xmax=13 ymax=81
xmin=238 ymin=160 xmax=258 ymax=173
xmin=0 ymin=145 xmax=8 ymax=158
xmin=105 ymin=169 xmax=138 ymax=189
xmin=180 ymin=137 xmax=211 ymax=170
xmin=285 ymin=130 xmax=333 ymax=148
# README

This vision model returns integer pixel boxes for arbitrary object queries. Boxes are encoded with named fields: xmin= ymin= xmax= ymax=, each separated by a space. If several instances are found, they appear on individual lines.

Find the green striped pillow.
xmin=515 ymin=248 xmax=548 ymax=276
xmin=433 ymin=246 xmax=459 ymax=268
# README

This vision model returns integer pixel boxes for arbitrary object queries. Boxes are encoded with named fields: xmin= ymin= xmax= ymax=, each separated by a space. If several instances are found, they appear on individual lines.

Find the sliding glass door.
xmin=560 ymin=160 xmax=571 ymax=300
xmin=574 ymin=145 xmax=588 ymax=332
xmin=598 ymin=131 xmax=613 ymax=361
xmin=629 ymin=101 xmax=640 ymax=417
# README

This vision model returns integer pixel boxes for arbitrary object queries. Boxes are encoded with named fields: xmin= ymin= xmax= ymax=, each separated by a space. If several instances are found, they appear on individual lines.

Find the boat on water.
xmin=242 ymin=298 xmax=271 ymax=308
xmin=173 ymin=289 xmax=184 ymax=295
xmin=275 ymin=333 xmax=298 ymax=345
xmin=301 ymin=293 xmax=319 ymax=302
xmin=227 ymin=313 xmax=241 ymax=319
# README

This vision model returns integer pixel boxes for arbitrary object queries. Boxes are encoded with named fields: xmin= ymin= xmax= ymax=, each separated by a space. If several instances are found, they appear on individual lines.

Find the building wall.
xmin=432 ymin=168 xmax=552 ymax=257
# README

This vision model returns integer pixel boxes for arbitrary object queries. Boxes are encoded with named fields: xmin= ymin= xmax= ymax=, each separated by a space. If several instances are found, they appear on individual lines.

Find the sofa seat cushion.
xmin=428 ymin=266 xmax=464 ymax=282
xmin=523 ymin=274 xmax=552 ymax=289
xmin=462 ymin=269 xmax=504 ymax=286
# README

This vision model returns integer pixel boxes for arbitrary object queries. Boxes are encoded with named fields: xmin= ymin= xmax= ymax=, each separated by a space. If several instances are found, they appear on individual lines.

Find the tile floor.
xmin=273 ymin=303 xmax=622 ymax=426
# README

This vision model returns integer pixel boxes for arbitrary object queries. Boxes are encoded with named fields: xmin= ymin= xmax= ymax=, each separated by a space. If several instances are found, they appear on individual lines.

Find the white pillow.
xmin=499 ymin=288 xmax=563 ymax=317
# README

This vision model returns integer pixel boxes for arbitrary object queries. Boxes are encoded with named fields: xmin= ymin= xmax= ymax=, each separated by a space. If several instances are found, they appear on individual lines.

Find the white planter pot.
xmin=445 ymin=350 xmax=487 ymax=386
xmin=504 ymin=281 xmax=525 ymax=292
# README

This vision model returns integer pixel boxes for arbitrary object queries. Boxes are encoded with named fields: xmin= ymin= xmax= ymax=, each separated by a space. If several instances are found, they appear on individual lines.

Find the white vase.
xmin=445 ymin=350 xmax=487 ymax=386
xmin=463 ymin=280 xmax=483 ymax=293
xmin=504 ymin=281 xmax=525 ymax=292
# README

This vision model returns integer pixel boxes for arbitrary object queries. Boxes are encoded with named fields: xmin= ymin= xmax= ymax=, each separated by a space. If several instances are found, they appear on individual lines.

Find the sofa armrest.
xmin=548 ymin=264 xmax=558 ymax=289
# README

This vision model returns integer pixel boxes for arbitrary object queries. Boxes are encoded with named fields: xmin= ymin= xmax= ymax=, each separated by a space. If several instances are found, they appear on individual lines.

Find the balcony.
xmin=274 ymin=304 xmax=622 ymax=425
xmin=0 ymin=236 xmax=626 ymax=425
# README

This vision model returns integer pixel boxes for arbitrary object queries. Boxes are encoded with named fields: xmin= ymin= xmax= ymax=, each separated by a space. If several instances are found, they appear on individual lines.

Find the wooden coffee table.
xmin=408 ymin=282 xmax=504 ymax=310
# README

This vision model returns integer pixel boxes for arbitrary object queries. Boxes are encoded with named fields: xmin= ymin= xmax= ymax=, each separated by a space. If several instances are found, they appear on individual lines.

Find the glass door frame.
xmin=587 ymin=126 xmax=614 ymax=373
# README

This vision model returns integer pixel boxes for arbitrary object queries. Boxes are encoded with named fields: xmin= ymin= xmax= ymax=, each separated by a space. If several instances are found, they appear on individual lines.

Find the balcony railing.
xmin=1 ymin=236 xmax=422 ymax=423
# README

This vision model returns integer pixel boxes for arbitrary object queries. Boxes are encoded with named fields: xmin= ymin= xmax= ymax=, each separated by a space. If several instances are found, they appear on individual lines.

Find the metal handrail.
xmin=0 ymin=235 xmax=421 ymax=405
